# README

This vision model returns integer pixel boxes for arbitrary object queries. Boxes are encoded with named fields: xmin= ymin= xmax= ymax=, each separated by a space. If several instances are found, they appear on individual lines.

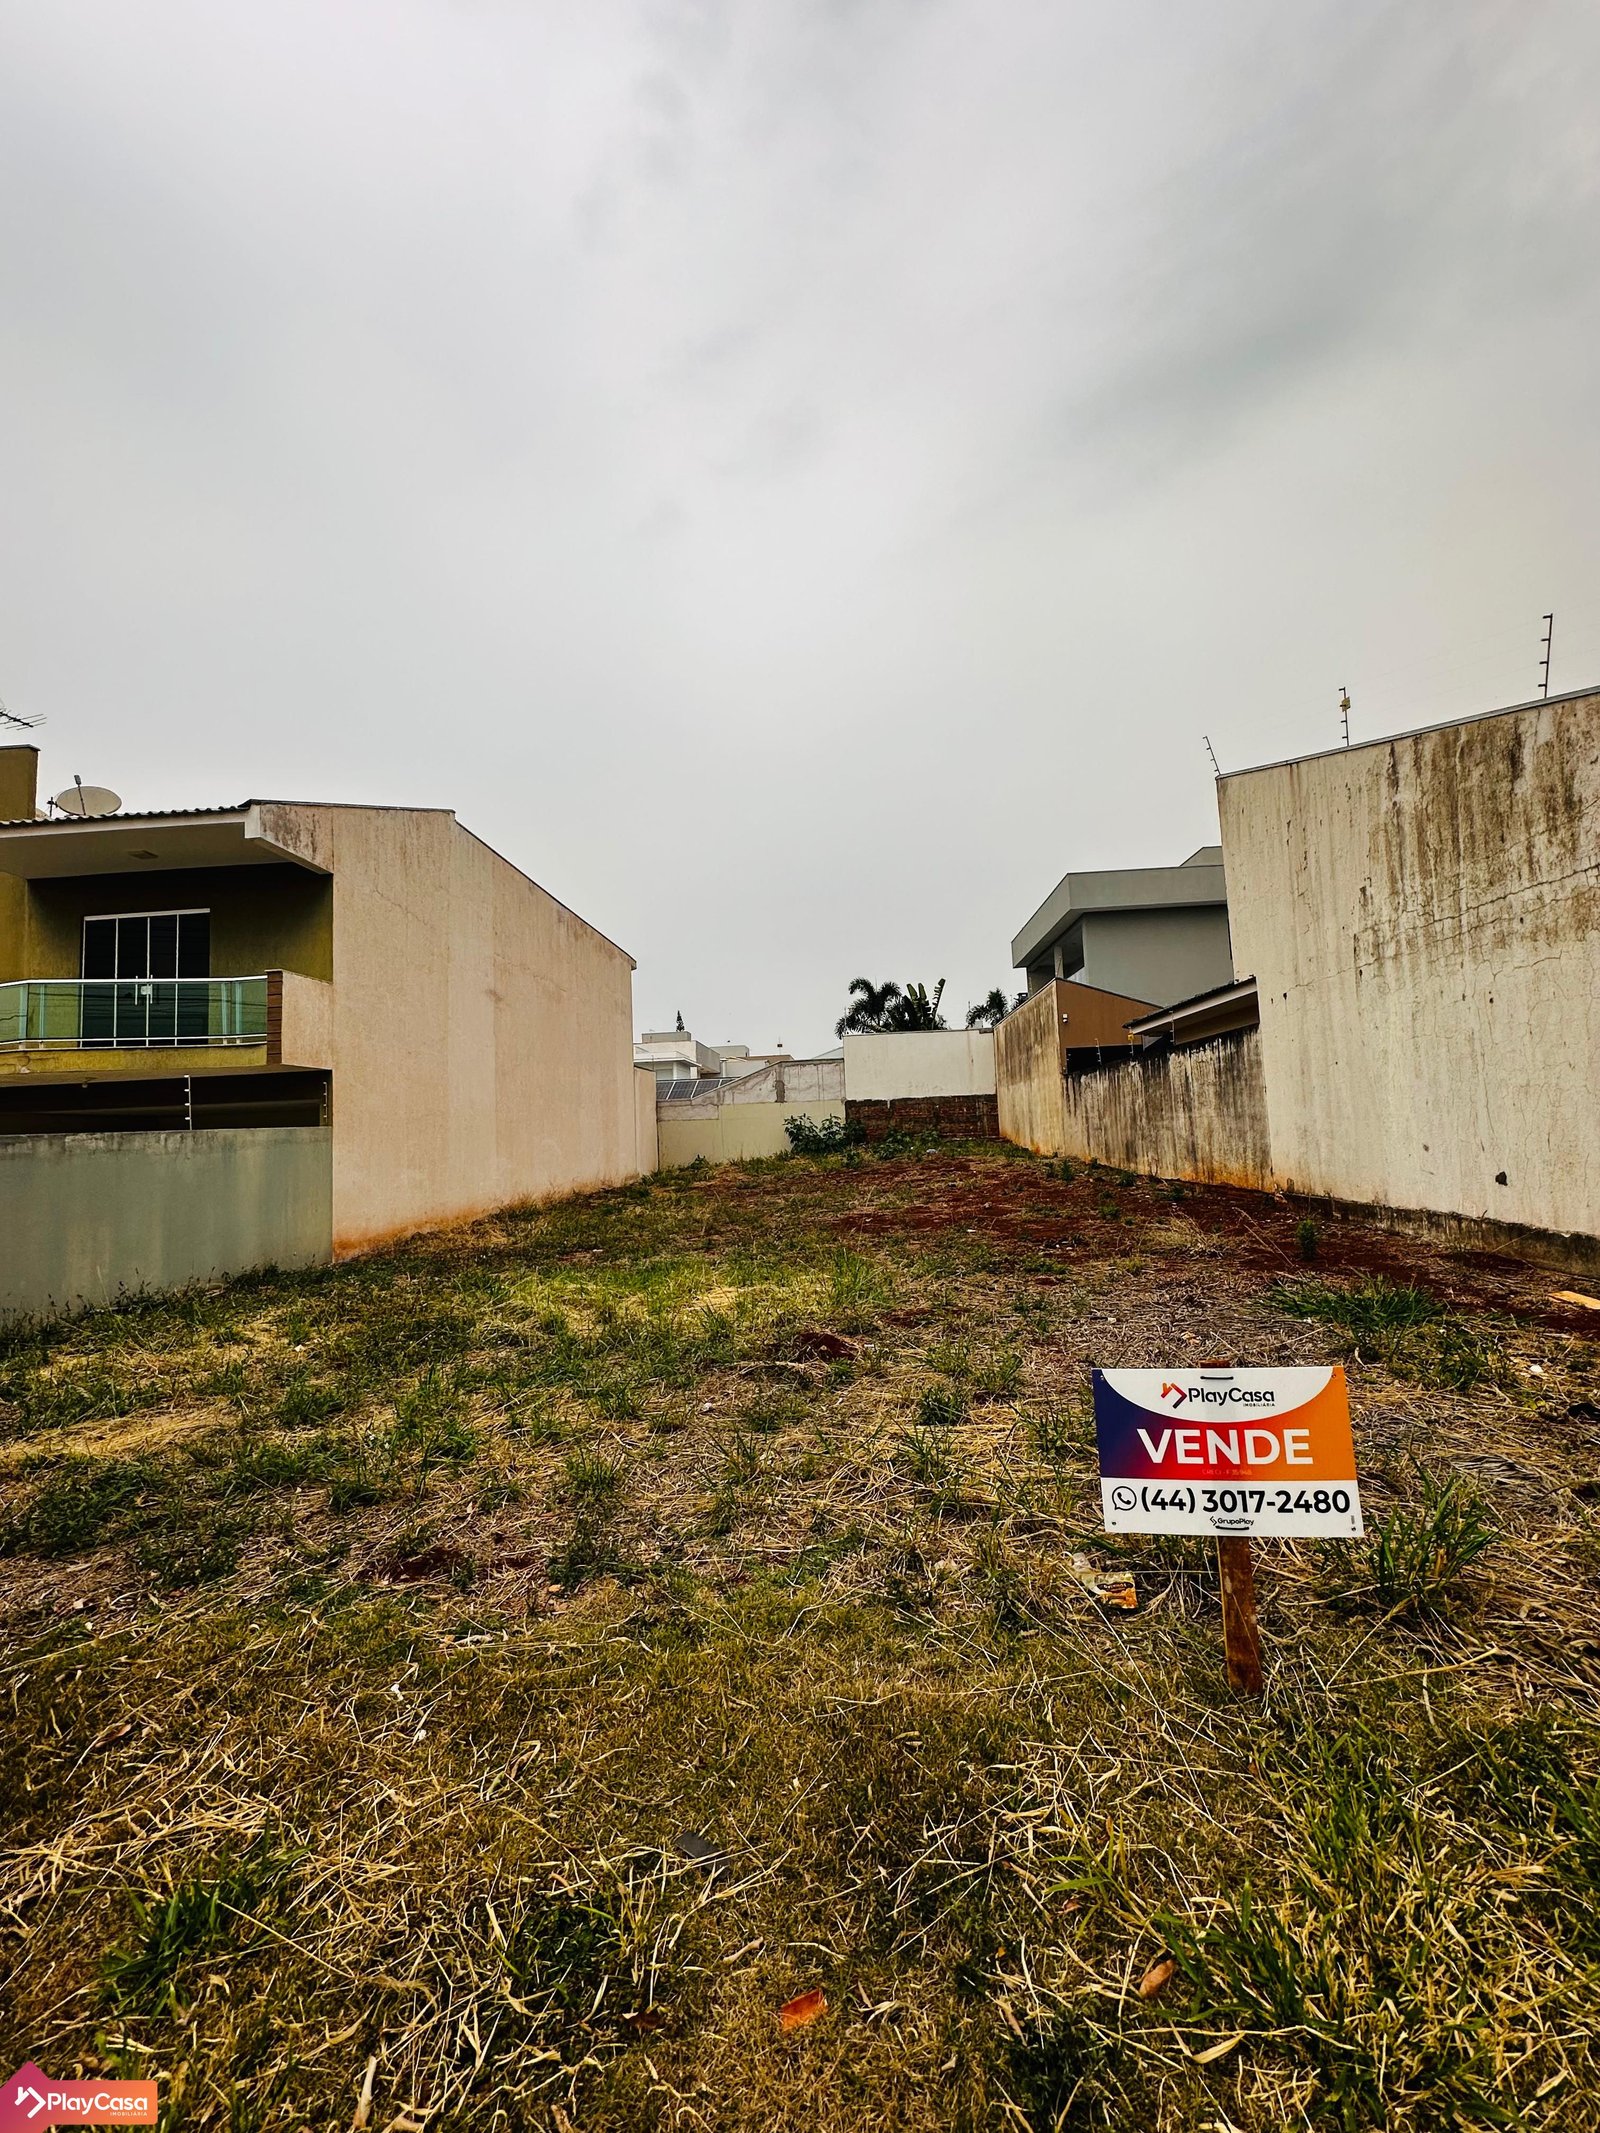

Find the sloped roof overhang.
xmin=0 ymin=805 xmax=330 ymax=879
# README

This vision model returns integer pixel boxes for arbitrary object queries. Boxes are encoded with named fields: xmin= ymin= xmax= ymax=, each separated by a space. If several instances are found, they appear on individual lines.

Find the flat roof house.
xmin=1011 ymin=845 xmax=1233 ymax=1007
xmin=0 ymin=746 xmax=651 ymax=1318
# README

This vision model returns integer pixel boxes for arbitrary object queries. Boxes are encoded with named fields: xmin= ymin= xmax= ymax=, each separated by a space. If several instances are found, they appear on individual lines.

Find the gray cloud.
xmin=2 ymin=0 xmax=1598 ymax=1049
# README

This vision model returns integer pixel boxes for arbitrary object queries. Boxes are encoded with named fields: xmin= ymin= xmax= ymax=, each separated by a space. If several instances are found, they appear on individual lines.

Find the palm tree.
xmin=966 ymin=987 xmax=1025 ymax=1029
xmin=837 ymin=977 xmax=949 ymax=1036
xmin=836 ymin=978 xmax=904 ymax=1037
xmin=888 ymin=979 xmax=947 ymax=1031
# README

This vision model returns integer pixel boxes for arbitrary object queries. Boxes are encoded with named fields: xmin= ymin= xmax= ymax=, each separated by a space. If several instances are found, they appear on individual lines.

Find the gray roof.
xmin=1012 ymin=853 xmax=1228 ymax=972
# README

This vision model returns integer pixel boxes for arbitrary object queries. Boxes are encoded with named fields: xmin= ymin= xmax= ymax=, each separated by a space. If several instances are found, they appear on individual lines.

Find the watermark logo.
xmin=1 ymin=2066 xmax=157 ymax=2130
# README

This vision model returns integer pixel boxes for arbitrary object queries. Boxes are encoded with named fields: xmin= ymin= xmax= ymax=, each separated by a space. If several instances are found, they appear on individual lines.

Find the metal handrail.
xmin=0 ymin=975 xmax=272 ymax=1051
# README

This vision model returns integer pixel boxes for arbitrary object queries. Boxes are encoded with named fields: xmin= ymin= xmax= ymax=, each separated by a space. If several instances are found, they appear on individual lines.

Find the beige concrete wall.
xmin=1055 ymin=1030 xmax=1273 ymax=1188
xmin=257 ymin=804 xmax=639 ymax=1252
xmin=842 ymin=1031 xmax=995 ymax=1101
xmin=0 ymin=1126 xmax=332 ymax=1323
xmin=657 ymin=1101 xmax=843 ymax=1169
xmin=1220 ymin=691 xmax=1600 ymax=1241
xmin=635 ymin=1065 xmax=659 ymax=1174
xmin=278 ymin=972 xmax=334 ymax=1069
xmin=996 ymin=985 xmax=1069 ymax=1154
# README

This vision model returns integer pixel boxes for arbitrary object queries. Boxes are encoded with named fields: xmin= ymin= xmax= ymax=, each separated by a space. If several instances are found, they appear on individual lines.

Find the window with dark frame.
xmin=81 ymin=910 xmax=211 ymax=1045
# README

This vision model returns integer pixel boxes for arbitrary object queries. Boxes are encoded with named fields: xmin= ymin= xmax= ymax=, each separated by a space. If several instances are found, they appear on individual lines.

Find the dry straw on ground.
xmin=2 ymin=1146 xmax=1598 ymax=2129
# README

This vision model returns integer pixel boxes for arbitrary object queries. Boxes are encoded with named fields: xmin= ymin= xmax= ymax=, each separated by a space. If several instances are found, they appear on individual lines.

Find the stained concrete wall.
xmin=0 ymin=1126 xmax=332 ymax=1322
xmin=1056 ymin=1030 xmax=1273 ymax=1189
xmin=1219 ymin=690 xmax=1600 ymax=1244
xmin=254 ymin=804 xmax=641 ymax=1252
xmin=656 ymin=1101 xmax=843 ymax=1169
xmin=842 ymin=1031 xmax=995 ymax=1101
xmin=995 ymin=985 xmax=1069 ymax=1154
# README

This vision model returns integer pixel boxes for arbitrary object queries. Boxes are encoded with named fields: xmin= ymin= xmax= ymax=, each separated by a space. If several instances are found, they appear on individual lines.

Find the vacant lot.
xmin=3 ymin=1145 xmax=1599 ymax=2131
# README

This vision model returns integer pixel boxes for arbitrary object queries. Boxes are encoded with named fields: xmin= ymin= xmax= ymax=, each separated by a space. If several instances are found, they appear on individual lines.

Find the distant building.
xmin=1011 ymin=846 xmax=1233 ymax=1007
xmin=634 ymin=1028 xmax=793 ymax=1088
xmin=635 ymin=1029 xmax=726 ymax=1084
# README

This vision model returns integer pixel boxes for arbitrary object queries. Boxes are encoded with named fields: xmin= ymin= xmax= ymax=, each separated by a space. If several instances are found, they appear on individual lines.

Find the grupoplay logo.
xmin=1 ymin=2065 xmax=157 ymax=2129
xmin=1159 ymin=1382 xmax=1188 ymax=1405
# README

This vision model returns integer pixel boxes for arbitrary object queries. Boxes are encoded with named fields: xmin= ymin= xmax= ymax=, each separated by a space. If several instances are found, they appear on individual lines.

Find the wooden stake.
xmin=1217 ymin=1537 xmax=1264 ymax=1695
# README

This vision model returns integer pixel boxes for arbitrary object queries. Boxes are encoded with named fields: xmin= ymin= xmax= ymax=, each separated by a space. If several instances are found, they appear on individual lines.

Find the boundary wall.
xmin=0 ymin=1126 xmax=332 ymax=1322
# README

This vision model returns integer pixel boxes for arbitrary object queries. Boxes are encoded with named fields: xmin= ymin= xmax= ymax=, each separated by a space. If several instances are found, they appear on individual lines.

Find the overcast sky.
xmin=3 ymin=1 xmax=1598 ymax=1051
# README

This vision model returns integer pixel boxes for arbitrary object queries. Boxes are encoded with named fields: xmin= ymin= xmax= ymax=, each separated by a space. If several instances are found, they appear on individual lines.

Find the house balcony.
xmin=0 ymin=974 xmax=270 ymax=1051
xmin=0 ymin=970 xmax=333 ymax=1078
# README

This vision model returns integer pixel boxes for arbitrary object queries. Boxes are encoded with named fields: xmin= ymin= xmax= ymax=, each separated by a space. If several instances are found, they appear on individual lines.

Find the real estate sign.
xmin=1093 ymin=1366 xmax=1363 ymax=1538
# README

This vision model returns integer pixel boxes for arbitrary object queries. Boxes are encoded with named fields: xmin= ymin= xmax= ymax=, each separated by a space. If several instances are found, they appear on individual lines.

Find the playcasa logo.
xmin=2 ymin=2065 xmax=157 ymax=2129
xmin=1160 ymin=1380 xmax=1275 ymax=1409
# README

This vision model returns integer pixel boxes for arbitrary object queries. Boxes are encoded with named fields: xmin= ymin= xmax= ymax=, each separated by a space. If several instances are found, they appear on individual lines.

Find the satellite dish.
xmin=52 ymin=779 xmax=122 ymax=818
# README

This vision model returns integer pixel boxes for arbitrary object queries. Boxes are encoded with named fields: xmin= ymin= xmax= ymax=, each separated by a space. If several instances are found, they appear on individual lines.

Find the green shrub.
xmin=783 ymin=1113 xmax=862 ymax=1156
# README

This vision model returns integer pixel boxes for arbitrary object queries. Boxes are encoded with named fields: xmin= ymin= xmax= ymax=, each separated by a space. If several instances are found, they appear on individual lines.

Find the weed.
xmin=391 ymin=1369 xmax=478 ymax=1488
xmin=137 ymin=1514 xmax=252 ymax=1589
xmin=828 ymin=1248 xmax=892 ymax=1328
xmin=969 ymin=1349 xmax=1022 ymax=1400
xmin=1270 ymin=1276 xmax=1508 ymax=1390
xmin=276 ymin=1370 xmax=346 ymax=1431
xmin=898 ymin=1426 xmax=962 ymax=1489
xmin=1296 ymin=1216 xmax=1321 ymax=1261
xmin=101 ymin=1837 xmax=294 ymax=2015
xmin=1 ymin=1457 xmax=168 ymax=1557
xmin=1029 ymin=1406 xmax=1087 ymax=1464
xmin=916 ymin=1381 xmax=968 ymax=1429
xmin=1363 ymin=1466 xmax=1495 ymax=1613
xmin=560 ymin=1447 xmax=625 ymax=1506
xmin=497 ymin=1888 xmax=625 ymax=2025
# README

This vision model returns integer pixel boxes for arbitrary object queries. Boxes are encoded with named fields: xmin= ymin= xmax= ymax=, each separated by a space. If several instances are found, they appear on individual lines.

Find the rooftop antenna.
xmin=0 ymin=690 xmax=45 ymax=733
xmin=1202 ymin=734 xmax=1221 ymax=777
xmin=1339 ymin=688 xmax=1351 ymax=746
xmin=1539 ymin=613 xmax=1554 ymax=699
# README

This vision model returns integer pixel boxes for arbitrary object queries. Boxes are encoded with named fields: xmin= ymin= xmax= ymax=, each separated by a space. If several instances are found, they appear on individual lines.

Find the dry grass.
xmin=2 ymin=1147 xmax=1599 ymax=2129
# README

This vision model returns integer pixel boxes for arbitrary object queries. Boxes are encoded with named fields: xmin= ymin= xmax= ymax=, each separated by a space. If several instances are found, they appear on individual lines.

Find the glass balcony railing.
xmin=0 ymin=977 xmax=271 ymax=1051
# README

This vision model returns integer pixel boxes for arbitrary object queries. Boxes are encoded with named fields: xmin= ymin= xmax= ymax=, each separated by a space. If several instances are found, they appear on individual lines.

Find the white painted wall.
xmin=1220 ymin=690 xmax=1600 ymax=1243
xmin=842 ymin=1031 xmax=996 ymax=1101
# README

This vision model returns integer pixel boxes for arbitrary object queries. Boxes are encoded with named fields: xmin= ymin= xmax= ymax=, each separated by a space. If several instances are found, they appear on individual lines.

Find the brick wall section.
xmin=845 ymin=1094 xmax=1000 ymax=1143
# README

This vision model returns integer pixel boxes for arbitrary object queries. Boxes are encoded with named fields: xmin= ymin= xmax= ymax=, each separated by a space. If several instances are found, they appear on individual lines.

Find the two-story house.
xmin=0 ymin=745 xmax=653 ymax=1320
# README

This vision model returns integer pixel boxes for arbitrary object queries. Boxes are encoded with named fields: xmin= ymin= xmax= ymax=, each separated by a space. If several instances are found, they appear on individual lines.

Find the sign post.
xmin=1092 ymin=1365 xmax=1362 ymax=1694
xmin=1216 ymin=1536 xmax=1263 ymax=1695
